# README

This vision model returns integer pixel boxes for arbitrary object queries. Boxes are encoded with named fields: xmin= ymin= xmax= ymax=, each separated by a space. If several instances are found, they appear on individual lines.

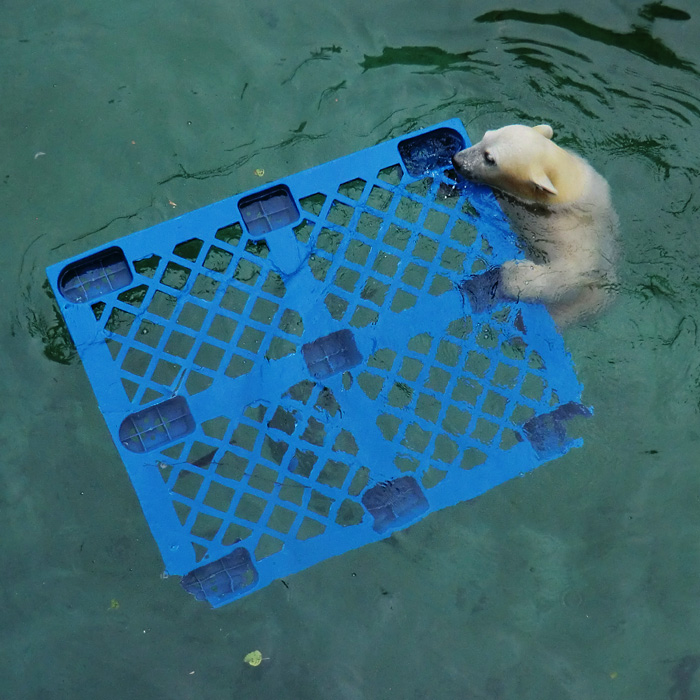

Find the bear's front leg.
xmin=500 ymin=259 xmax=569 ymax=303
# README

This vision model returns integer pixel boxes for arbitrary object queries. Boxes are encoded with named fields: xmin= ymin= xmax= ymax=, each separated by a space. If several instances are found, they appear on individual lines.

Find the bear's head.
xmin=452 ymin=124 xmax=566 ymax=203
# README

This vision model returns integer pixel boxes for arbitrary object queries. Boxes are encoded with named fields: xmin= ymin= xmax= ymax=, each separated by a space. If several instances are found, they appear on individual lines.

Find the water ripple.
xmin=474 ymin=8 xmax=697 ymax=74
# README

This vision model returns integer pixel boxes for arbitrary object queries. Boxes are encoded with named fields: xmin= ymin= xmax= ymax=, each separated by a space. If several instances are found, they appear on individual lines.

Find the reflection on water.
xmin=25 ymin=280 xmax=76 ymax=364
xmin=475 ymin=7 xmax=696 ymax=73
xmin=360 ymin=46 xmax=492 ymax=72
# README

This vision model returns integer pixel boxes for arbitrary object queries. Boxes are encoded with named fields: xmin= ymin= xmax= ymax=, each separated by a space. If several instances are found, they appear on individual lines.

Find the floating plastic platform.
xmin=46 ymin=119 xmax=588 ymax=607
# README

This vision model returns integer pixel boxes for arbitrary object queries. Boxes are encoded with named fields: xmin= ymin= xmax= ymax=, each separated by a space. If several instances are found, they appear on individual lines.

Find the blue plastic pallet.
xmin=46 ymin=119 xmax=588 ymax=607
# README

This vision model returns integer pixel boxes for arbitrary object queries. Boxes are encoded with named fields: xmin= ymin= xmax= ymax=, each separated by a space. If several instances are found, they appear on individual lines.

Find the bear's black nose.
xmin=451 ymin=154 xmax=468 ymax=177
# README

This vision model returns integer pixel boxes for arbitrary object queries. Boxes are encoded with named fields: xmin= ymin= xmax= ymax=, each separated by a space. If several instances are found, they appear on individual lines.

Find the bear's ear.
xmin=533 ymin=124 xmax=554 ymax=139
xmin=530 ymin=170 xmax=558 ymax=196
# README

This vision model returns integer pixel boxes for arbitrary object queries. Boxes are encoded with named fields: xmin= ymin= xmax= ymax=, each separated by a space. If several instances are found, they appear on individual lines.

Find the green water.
xmin=3 ymin=1 xmax=700 ymax=698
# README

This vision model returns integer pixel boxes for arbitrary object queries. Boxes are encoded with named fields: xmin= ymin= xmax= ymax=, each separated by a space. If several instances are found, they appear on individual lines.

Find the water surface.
xmin=2 ymin=1 xmax=700 ymax=698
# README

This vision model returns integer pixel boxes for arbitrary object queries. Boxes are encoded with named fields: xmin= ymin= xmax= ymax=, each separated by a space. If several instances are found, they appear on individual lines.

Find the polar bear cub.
xmin=451 ymin=124 xmax=618 ymax=326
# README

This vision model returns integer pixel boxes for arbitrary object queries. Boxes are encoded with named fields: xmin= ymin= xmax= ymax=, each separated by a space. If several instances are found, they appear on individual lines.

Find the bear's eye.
xmin=483 ymin=151 xmax=496 ymax=165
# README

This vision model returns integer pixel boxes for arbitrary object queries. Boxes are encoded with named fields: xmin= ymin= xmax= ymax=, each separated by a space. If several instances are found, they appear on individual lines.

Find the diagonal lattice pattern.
xmin=47 ymin=120 xmax=586 ymax=607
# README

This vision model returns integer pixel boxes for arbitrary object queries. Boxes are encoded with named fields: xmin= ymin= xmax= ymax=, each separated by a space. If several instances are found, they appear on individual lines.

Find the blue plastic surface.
xmin=239 ymin=185 xmax=299 ymax=238
xmin=46 ymin=119 xmax=588 ymax=607
xmin=58 ymin=247 xmax=133 ymax=303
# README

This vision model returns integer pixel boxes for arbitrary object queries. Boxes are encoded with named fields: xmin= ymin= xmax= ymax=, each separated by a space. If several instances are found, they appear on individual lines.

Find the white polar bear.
xmin=451 ymin=124 xmax=618 ymax=326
